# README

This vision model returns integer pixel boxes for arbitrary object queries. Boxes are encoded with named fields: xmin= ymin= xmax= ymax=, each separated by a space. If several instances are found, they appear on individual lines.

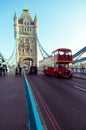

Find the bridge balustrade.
xmin=72 ymin=68 xmax=86 ymax=74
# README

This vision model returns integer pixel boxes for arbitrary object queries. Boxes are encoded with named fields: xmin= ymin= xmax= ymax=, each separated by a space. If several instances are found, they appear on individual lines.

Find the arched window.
xmin=27 ymin=22 xmax=29 ymax=25
xmin=23 ymin=18 xmax=29 ymax=26
xmin=23 ymin=18 xmax=27 ymax=25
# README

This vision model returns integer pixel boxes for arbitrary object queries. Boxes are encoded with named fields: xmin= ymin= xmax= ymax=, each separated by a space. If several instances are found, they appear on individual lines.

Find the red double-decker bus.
xmin=43 ymin=48 xmax=73 ymax=78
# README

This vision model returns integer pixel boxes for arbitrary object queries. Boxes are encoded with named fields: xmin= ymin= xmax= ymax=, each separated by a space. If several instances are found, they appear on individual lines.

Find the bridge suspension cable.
xmin=37 ymin=38 xmax=50 ymax=58
xmin=8 ymin=41 xmax=16 ymax=61
xmin=8 ymin=39 xmax=16 ymax=66
xmin=8 ymin=36 xmax=50 ymax=65
xmin=73 ymin=46 xmax=86 ymax=64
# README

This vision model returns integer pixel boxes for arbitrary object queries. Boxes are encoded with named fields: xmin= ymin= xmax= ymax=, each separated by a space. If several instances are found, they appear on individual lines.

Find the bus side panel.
xmin=47 ymin=67 xmax=54 ymax=76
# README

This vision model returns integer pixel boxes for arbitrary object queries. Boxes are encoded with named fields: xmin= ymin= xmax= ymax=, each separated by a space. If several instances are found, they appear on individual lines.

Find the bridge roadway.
xmin=27 ymin=72 xmax=86 ymax=130
xmin=0 ymin=72 xmax=86 ymax=130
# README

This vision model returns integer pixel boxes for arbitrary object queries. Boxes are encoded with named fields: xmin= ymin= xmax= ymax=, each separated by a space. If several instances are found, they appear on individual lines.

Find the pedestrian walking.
xmin=0 ymin=63 xmax=2 ymax=76
xmin=15 ymin=67 xmax=18 ymax=76
xmin=19 ymin=67 xmax=22 ymax=76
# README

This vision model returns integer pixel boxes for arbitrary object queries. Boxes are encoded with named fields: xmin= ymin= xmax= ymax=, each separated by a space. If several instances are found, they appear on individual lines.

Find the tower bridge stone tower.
xmin=14 ymin=8 xmax=38 ymax=67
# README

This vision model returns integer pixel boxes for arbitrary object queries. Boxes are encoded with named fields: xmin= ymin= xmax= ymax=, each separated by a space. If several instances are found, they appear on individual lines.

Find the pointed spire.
xmin=19 ymin=8 xmax=32 ymax=21
xmin=34 ymin=13 xmax=38 ymax=22
xmin=14 ymin=10 xmax=18 ymax=19
xmin=23 ymin=7 xmax=28 ymax=12
xmin=34 ymin=13 xmax=38 ymax=26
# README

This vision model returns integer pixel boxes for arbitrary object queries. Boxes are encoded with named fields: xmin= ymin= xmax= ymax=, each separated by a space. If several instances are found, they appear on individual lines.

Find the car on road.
xmin=29 ymin=66 xmax=37 ymax=75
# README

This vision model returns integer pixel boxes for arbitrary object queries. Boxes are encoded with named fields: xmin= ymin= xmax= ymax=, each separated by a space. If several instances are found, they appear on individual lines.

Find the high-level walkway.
xmin=0 ymin=73 xmax=28 ymax=130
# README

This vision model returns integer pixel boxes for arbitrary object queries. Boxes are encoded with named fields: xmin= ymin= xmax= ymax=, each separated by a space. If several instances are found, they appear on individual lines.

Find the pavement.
xmin=74 ymin=72 xmax=86 ymax=79
xmin=0 ymin=73 xmax=28 ymax=130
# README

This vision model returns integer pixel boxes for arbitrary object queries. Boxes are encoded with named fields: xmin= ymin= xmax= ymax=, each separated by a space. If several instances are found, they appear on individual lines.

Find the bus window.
xmin=55 ymin=52 xmax=58 ymax=55
xmin=68 ymin=51 xmax=72 ymax=55
xmin=52 ymin=63 xmax=54 ymax=67
xmin=59 ymin=51 xmax=64 ymax=55
xmin=54 ymin=62 xmax=58 ymax=67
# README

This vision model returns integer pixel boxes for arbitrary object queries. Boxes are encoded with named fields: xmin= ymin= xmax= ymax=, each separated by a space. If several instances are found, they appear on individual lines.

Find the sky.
xmin=0 ymin=0 xmax=86 ymax=60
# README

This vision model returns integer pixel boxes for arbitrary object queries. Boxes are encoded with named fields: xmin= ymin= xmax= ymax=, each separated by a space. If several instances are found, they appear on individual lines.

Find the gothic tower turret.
xmin=34 ymin=14 xmax=38 ymax=36
xmin=14 ymin=11 xmax=19 ymax=63
xmin=14 ymin=11 xmax=19 ymax=39
xmin=14 ymin=8 xmax=38 ymax=67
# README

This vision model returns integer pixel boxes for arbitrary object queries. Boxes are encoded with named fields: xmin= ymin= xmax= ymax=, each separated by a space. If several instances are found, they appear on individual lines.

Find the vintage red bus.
xmin=43 ymin=48 xmax=73 ymax=78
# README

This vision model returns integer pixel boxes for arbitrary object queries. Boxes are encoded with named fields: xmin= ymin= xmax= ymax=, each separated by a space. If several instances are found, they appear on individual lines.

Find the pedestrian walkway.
xmin=74 ymin=72 xmax=86 ymax=79
xmin=0 ymin=73 xmax=28 ymax=130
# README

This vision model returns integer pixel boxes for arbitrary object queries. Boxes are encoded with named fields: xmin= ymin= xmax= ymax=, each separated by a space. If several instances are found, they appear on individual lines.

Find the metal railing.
xmin=23 ymin=72 xmax=44 ymax=130
xmin=71 ymin=68 xmax=86 ymax=79
xmin=71 ymin=68 xmax=86 ymax=74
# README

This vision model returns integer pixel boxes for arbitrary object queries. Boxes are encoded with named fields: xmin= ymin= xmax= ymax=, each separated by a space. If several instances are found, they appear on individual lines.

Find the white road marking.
xmin=73 ymin=85 xmax=86 ymax=92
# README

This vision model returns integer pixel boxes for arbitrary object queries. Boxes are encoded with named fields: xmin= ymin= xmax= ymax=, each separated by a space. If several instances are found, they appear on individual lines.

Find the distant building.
xmin=14 ymin=8 xmax=38 ymax=67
